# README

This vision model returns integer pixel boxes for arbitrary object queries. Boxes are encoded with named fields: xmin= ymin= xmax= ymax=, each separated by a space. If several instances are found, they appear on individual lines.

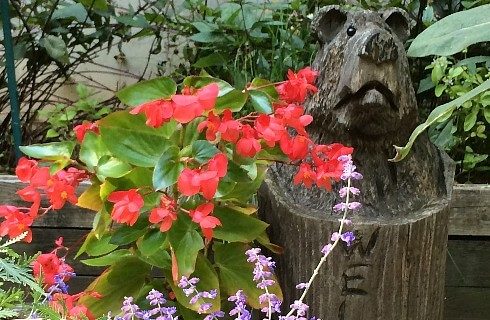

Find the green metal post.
xmin=1 ymin=0 xmax=22 ymax=161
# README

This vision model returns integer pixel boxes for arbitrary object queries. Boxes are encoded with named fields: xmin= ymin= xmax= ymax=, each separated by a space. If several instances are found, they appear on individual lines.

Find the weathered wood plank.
xmin=449 ymin=184 xmax=490 ymax=236
xmin=445 ymin=238 xmax=490 ymax=287
xmin=1 ymin=177 xmax=489 ymax=235
xmin=444 ymin=286 xmax=490 ymax=320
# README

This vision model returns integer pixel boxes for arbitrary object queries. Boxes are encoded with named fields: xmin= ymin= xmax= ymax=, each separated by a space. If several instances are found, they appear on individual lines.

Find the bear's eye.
xmin=347 ymin=25 xmax=356 ymax=36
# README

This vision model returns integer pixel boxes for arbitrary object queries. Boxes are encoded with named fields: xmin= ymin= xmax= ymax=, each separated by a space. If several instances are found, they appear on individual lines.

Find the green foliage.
xmin=159 ymin=0 xmax=318 ymax=88
xmin=37 ymin=84 xmax=111 ymax=141
xmin=408 ymin=4 xmax=490 ymax=57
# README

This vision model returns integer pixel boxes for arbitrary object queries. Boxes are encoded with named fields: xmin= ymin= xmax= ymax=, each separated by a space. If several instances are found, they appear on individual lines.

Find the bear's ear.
xmin=382 ymin=8 xmax=415 ymax=42
xmin=312 ymin=5 xmax=347 ymax=44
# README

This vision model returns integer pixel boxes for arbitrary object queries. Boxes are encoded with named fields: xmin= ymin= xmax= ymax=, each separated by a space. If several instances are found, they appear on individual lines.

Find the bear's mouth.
xmin=335 ymin=81 xmax=396 ymax=111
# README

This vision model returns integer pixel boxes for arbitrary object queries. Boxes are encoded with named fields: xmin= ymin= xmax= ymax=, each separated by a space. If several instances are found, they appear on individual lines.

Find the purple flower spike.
xmin=296 ymin=282 xmax=309 ymax=290
xmin=321 ymin=243 xmax=333 ymax=255
xmin=290 ymin=300 xmax=309 ymax=317
xmin=204 ymin=310 xmax=225 ymax=320
xmin=147 ymin=289 xmax=166 ymax=306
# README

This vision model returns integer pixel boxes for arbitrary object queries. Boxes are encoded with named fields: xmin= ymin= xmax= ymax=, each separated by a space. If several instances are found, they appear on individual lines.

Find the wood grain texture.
xmin=449 ymin=184 xmax=490 ymax=236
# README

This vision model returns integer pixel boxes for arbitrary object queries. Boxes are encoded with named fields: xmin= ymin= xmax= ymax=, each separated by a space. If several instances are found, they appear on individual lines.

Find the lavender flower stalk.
xmin=178 ymin=276 xmax=218 ymax=314
xmin=284 ymin=154 xmax=362 ymax=318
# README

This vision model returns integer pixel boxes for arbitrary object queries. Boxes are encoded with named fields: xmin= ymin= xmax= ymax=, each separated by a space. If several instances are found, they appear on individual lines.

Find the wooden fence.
xmin=0 ymin=175 xmax=489 ymax=319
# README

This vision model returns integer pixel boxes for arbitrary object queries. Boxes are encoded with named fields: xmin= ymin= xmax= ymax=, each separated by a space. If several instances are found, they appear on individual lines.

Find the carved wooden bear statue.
xmin=259 ymin=6 xmax=454 ymax=320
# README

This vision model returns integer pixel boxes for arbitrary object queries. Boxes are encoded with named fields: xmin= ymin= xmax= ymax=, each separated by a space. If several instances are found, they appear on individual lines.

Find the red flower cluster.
xmin=276 ymin=67 xmax=318 ymax=103
xmin=177 ymin=153 xmax=228 ymax=200
xmin=32 ymin=238 xmax=74 ymax=286
xmin=50 ymin=292 xmax=100 ymax=320
xmin=0 ymin=158 xmax=86 ymax=242
xmin=73 ymin=121 xmax=99 ymax=143
xmin=131 ymin=83 xmax=219 ymax=127
xmin=107 ymin=189 xmax=144 ymax=226
xmin=149 ymin=195 xmax=177 ymax=232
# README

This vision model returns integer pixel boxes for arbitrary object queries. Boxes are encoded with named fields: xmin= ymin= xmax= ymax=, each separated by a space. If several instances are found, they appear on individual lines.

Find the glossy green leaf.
xmin=183 ymin=118 xmax=204 ymax=147
xmin=77 ymin=183 xmax=103 ymax=212
xmin=20 ymin=141 xmax=75 ymax=161
xmin=137 ymin=229 xmax=167 ymax=256
xmin=153 ymin=145 xmax=183 ymax=191
xmin=39 ymin=35 xmax=69 ymax=63
xmin=79 ymin=256 xmax=150 ymax=316
xmin=191 ymin=140 xmax=219 ymax=164
xmin=80 ymin=132 xmax=110 ymax=170
xmin=110 ymin=224 xmax=147 ymax=246
xmin=213 ymin=206 xmax=268 ymax=242
xmin=52 ymin=3 xmax=90 ymax=23
xmin=219 ymin=164 xmax=267 ymax=202
xmin=81 ymin=249 xmax=132 ymax=267
xmin=408 ymin=5 xmax=490 ymax=57
xmin=464 ymin=106 xmax=479 ymax=131
xmin=193 ymin=53 xmax=226 ymax=68
xmin=165 ymin=254 xmax=220 ymax=313
xmin=84 ymin=232 xmax=118 ymax=257
xmin=168 ymin=214 xmax=204 ymax=276
xmin=249 ymin=90 xmax=273 ymax=114
xmin=116 ymin=77 xmax=177 ymax=106
xmin=136 ymin=247 xmax=171 ymax=269
xmin=391 ymin=78 xmax=490 ymax=162
xmin=250 ymin=78 xmax=279 ymax=100
xmin=99 ymin=111 xmax=175 ymax=167
xmin=214 ymin=243 xmax=282 ymax=309
xmin=97 ymin=156 xmax=132 ymax=178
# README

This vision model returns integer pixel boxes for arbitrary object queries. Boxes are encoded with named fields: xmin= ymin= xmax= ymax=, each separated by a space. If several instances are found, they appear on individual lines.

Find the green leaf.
xmin=20 ymin=141 xmax=75 ymax=161
xmin=110 ymin=224 xmax=147 ymax=246
xmin=136 ymin=247 xmax=171 ymax=269
xmin=190 ymin=32 xmax=224 ymax=43
xmin=191 ymin=21 xmax=219 ymax=33
xmin=464 ymin=106 xmax=479 ymax=131
xmin=80 ymin=132 xmax=110 ymax=170
xmin=193 ymin=53 xmax=226 ymax=68
xmin=213 ymin=206 xmax=268 ymax=242
xmin=137 ymin=229 xmax=167 ymax=256
xmin=407 ymin=4 xmax=490 ymax=57
xmin=153 ymin=145 xmax=183 ymax=191
xmin=99 ymin=111 xmax=175 ymax=167
xmin=97 ymin=156 xmax=132 ymax=179
xmin=219 ymin=164 xmax=267 ymax=202
xmin=168 ymin=214 xmax=204 ymax=276
xmin=80 ymin=0 xmax=108 ymax=10
xmin=249 ymin=90 xmax=273 ymax=114
xmin=183 ymin=118 xmax=204 ymax=147
xmin=77 ymin=183 xmax=103 ymax=212
xmin=39 ymin=35 xmax=69 ymax=64
xmin=214 ymin=243 xmax=282 ymax=309
xmin=52 ymin=3 xmax=91 ymax=23
xmin=83 ymin=232 xmax=118 ymax=257
xmin=250 ymin=78 xmax=279 ymax=100
xmin=116 ymin=77 xmax=177 ymax=106
xmin=165 ymin=254 xmax=220 ymax=313
xmin=484 ymin=106 xmax=490 ymax=123
xmin=191 ymin=140 xmax=219 ymax=164
xmin=391 ymin=78 xmax=490 ymax=162
xmin=81 ymin=249 xmax=132 ymax=267
xmin=79 ymin=256 xmax=150 ymax=317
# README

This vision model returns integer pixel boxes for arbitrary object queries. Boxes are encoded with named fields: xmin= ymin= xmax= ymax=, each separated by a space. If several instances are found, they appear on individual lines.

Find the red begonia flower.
xmin=0 ymin=206 xmax=34 ymax=242
xmin=189 ymin=202 xmax=221 ymax=240
xmin=207 ymin=153 xmax=228 ymax=178
xmin=149 ymin=195 xmax=177 ymax=232
xmin=107 ymin=189 xmax=144 ymax=226
xmin=198 ymin=171 xmax=220 ymax=200
xmin=73 ymin=122 xmax=99 ymax=143
xmin=196 ymin=83 xmax=219 ymax=110
xmin=32 ymin=253 xmax=74 ymax=286
xmin=47 ymin=179 xmax=78 ymax=210
xmin=15 ymin=157 xmax=38 ymax=182
xmin=219 ymin=109 xmax=242 ymax=143
xmin=276 ymin=69 xmax=318 ymax=104
xmin=297 ymin=67 xmax=318 ymax=85
xmin=274 ymin=104 xmax=312 ymax=136
xmin=280 ymin=135 xmax=310 ymax=161
xmin=293 ymin=163 xmax=317 ymax=188
xmin=177 ymin=168 xmax=201 ymax=196
xmin=197 ymin=111 xmax=221 ymax=141
xmin=130 ymin=99 xmax=174 ymax=128
xmin=236 ymin=126 xmax=261 ymax=158
xmin=254 ymin=114 xmax=286 ymax=147
xmin=50 ymin=293 xmax=96 ymax=320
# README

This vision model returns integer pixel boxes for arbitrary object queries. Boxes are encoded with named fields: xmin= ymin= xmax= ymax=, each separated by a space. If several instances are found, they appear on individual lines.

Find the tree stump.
xmin=259 ymin=6 xmax=455 ymax=320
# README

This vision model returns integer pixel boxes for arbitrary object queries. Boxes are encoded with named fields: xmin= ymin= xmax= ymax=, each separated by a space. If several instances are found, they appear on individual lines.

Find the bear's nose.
xmin=358 ymin=31 xmax=398 ymax=63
